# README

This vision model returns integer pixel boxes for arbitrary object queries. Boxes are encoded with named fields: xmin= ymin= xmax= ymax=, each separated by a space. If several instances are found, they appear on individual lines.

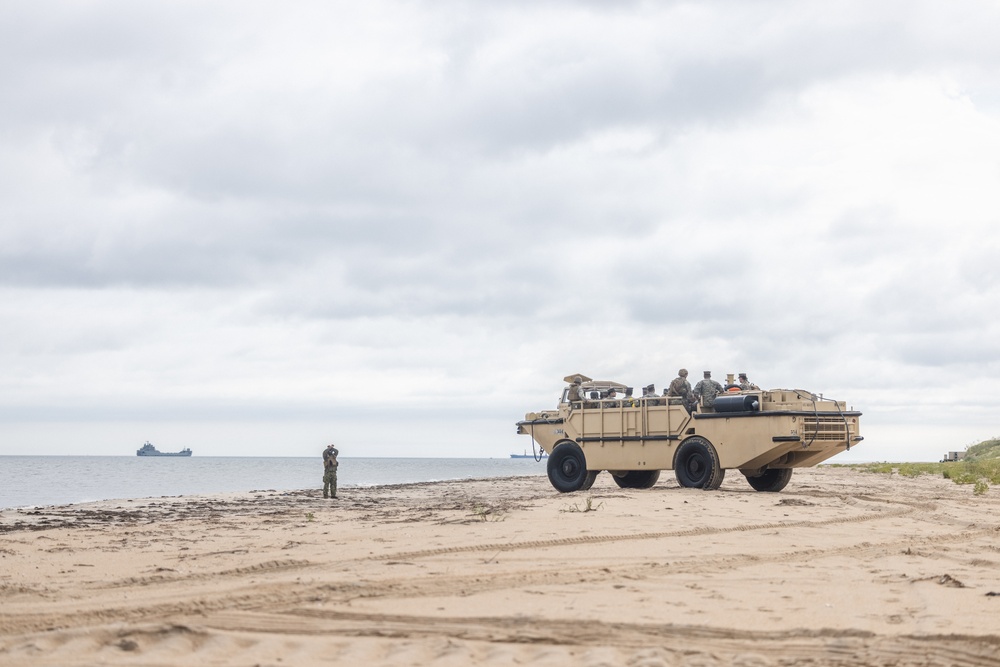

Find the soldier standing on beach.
xmin=694 ymin=370 xmax=724 ymax=408
xmin=322 ymin=444 xmax=339 ymax=499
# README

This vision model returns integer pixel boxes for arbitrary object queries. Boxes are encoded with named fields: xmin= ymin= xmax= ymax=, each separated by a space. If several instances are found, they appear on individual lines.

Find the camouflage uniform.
xmin=322 ymin=446 xmax=339 ymax=499
xmin=621 ymin=388 xmax=638 ymax=408
xmin=667 ymin=369 xmax=696 ymax=412
xmin=693 ymin=373 xmax=724 ymax=408
xmin=642 ymin=384 xmax=663 ymax=406
xmin=667 ymin=377 xmax=693 ymax=400
xmin=604 ymin=390 xmax=620 ymax=408
xmin=566 ymin=377 xmax=584 ymax=403
xmin=738 ymin=374 xmax=760 ymax=391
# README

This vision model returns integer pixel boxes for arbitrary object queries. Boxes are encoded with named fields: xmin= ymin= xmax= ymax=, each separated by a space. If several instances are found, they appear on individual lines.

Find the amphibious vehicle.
xmin=516 ymin=374 xmax=862 ymax=492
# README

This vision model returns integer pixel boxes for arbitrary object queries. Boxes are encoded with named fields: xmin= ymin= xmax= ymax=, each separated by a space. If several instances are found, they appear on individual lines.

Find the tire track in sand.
xmin=194 ymin=609 xmax=1000 ymax=667
xmin=103 ymin=558 xmax=311 ymax=589
xmin=2 ymin=525 xmax=996 ymax=639
xmin=374 ymin=505 xmax=920 ymax=562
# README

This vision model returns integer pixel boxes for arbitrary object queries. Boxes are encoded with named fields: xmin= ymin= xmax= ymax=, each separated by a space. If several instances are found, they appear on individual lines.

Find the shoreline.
xmin=0 ymin=457 xmax=549 ymax=512
xmin=0 ymin=475 xmax=543 ymax=526
xmin=2 ymin=468 xmax=999 ymax=665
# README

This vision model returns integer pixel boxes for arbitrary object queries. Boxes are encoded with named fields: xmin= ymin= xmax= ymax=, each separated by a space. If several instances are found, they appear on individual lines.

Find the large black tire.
xmin=706 ymin=467 xmax=725 ymax=490
xmin=674 ymin=437 xmax=725 ymax=490
xmin=547 ymin=442 xmax=592 ymax=493
xmin=744 ymin=467 xmax=792 ymax=492
xmin=612 ymin=470 xmax=661 ymax=489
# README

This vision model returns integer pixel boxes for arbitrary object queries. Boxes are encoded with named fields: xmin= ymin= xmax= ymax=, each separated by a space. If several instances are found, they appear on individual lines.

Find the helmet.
xmin=573 ymin=376 xmax=583 ymax=384
xmin=738 ymin=373 xmax=747 ymax=379
xmin=678 ymin=368 xmax=688 ymax=377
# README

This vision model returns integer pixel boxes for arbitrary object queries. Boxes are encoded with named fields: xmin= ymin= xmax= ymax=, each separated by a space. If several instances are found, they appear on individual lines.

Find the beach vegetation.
xmin=841 ymin=436 xmax=1000 ymax=494
xmin=964 ymin=437 xmax=1000 ymax=460
xmin=561 ymin=496 xmax=603 ymax=513
xmin=471 ymin=502 xmax=508 ymax=522
xmin=851 ymin=462 xmax=944 ymax=477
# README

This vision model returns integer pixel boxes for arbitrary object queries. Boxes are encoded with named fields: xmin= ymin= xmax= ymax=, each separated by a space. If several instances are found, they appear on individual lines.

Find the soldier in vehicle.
xmin=739 ymin=372 xmax=760 ymax=391
xmin=668 ymin=368 xmax=697 ymax=413
xmin=622 ymin=387 xmax=638 ymax=407
xmin=694 ymin=370 xmax=724 ymax=409
xmin=322 ymin=443 xmax=340 ymax=499
xmin=605 ymin=387 xmax=620 ymax=408
xmin=643 ymin=384 xmax=663 ymax=406
xmin=567 ymin=376 xmax=585 ymax=403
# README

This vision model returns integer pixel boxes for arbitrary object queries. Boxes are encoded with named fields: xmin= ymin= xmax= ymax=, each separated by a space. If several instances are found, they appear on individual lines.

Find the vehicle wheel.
xmin=580 ymin=471 xmax=599 ymax=491
xmin=547 ymin=442 xmax=591 ymax=493
xmin=705 ymin=467 xmax=726 ymax=490
xmin=744 ymin=467 xmax=792 ymax=492
xmin=674 ymin=437 xmax=724 ymax=489
xmin=612 ymin=470 xmax=661 ymax=489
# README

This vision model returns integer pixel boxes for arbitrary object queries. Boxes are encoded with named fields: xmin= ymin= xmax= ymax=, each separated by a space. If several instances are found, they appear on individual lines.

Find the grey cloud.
xmin=259 ymin=241 xmax=565 ymax=322
xmin=4 ymin=1 xmax=1000 ymax=461
xmin=0 ymin=202 xmax=450 ymax=288
xmin=9 ymin=0 xmax=997 ymax=205
xmin=0 ymin=241 xmax=260 ymax=288
xmin=0 ymin=4 xmax=222 ymax=127
xmin=889 ymin=332 xmax=1000 ymax=368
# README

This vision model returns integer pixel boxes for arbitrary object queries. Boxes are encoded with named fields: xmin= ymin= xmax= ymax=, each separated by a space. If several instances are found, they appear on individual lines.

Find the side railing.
xmin=568 ymin=398 xmax=689 ymax=444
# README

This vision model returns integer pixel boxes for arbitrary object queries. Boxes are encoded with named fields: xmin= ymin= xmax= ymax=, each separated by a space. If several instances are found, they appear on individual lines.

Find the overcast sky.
xmin=2 ymin=1 xmax=998 ymax=460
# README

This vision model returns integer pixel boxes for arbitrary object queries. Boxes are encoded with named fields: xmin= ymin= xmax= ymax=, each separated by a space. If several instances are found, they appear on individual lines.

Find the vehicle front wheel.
xmin=744 ymin=467 xmax=792 ymax=492
xmin=674 ymin=437 xmax=725 ymax=490
xmin=612 ymin=470 xmax=661 ymax=489
xmin=547 ymin=442 xmax=592 ymax=493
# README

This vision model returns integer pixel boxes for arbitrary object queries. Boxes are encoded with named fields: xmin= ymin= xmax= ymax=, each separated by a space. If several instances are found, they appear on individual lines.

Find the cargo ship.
xmin=136 ymin=442 xmax=192 ymax=457
xmin=510 ymin=450 xmax=547 ymax=459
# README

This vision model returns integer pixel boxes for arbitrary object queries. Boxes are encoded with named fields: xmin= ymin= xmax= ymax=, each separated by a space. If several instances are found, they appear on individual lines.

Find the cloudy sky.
xmin=2 ymin=1 xmax=998 ymax=460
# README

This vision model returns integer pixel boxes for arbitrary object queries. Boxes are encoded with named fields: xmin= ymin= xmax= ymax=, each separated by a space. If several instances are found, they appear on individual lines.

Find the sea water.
xmin=0 ymin=456 xmax=547 ymax=510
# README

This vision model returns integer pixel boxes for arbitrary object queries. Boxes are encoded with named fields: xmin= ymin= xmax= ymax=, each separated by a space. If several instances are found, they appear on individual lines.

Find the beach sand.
xmin=1 ymin=467 xmax=998 ymax=666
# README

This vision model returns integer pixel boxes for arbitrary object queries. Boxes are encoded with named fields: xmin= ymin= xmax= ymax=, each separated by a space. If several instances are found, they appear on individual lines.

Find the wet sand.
xmin=1 ymin=467 xmax=999 ymax=666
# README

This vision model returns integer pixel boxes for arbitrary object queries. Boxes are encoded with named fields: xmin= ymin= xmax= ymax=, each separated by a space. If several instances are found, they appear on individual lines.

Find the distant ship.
xmin=510 ymin=450 xmax=547 ymax=459
xmin=136 ymin=441 xmax=192 ymax=457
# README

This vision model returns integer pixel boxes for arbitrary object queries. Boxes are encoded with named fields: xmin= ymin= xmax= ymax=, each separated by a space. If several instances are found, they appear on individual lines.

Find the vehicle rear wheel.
xmin=674 ymin=437 xmax=725 ymax=490
xmin=744 ymin=467 xmax=792 ymax=492
xmin=612 ymin=470 xmax=661 ymax=489
xmin=547 ymin=442 xmax=591 ymax=493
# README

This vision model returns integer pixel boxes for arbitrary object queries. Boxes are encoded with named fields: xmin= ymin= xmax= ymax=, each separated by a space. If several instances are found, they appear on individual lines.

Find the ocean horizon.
xmin=0 ymin=456 xmax=548 ymax=510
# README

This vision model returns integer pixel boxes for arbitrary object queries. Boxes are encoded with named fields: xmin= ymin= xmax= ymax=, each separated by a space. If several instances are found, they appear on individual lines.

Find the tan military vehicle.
xmin=516 ymin=373 xmax=863 ymax=493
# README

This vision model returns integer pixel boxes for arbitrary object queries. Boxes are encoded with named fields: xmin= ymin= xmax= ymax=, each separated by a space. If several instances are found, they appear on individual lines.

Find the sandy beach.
xmin=1 ymin=467 xmax=998 ymax=666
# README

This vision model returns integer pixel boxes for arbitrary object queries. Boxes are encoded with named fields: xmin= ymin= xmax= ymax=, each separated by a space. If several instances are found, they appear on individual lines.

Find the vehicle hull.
xmin=517 ymin=389 xmax=861 ymax=479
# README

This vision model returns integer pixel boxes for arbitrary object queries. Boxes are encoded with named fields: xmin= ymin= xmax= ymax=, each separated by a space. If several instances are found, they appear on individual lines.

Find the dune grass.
xmin=839 ymin=437 xmax=1000 ymax=495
